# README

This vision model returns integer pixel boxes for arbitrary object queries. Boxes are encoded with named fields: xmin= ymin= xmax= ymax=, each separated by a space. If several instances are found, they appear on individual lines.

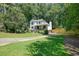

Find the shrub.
xmin=44 ymin=30 xmax=48 ymax=35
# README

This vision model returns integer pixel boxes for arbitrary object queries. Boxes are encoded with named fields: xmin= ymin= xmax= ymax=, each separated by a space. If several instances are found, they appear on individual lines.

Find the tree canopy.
xmin=0 ymin=3 xmax=79 ymax=33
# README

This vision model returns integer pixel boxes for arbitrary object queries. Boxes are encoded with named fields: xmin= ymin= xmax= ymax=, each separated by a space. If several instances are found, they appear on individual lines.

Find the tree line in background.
xmin=0 ymin=3 xmax=79 ymax=33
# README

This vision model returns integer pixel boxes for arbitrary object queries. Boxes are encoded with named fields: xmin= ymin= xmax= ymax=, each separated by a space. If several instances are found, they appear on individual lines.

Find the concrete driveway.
xmin=0 ymin=36 xmax=47 ymax=46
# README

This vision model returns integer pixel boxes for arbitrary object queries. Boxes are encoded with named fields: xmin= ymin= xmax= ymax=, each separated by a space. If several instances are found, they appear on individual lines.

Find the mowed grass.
xmin=0 ymin=35 xmax=70 ymax=56
xmin=0 ymin=32 xmax=42 ymax=38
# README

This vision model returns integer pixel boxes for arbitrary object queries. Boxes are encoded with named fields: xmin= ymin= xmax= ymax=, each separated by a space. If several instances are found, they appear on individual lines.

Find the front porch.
xmin=31 ymin=24 xmax=48 ymax=31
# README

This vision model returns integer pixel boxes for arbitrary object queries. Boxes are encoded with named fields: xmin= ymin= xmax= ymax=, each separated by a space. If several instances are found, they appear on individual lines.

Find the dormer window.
xmin=39 ymin=22 xmax=41 ymax=24
xmin=37 ymin=22 xmax=39 ymax=24
xmin=31 ymin=22 xmax=34 ymax=25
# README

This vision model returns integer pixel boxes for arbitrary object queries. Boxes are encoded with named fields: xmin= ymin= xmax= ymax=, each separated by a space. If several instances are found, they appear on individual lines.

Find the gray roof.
xmin=30 ymin=19 xmax=48 ymax=24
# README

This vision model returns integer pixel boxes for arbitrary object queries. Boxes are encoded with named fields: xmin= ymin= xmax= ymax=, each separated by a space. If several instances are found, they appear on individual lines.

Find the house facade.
xmin=30 ymin=19 xmax=52 ymax=31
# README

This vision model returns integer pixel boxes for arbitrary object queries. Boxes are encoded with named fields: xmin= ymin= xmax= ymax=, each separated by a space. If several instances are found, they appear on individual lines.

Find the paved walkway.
xmin=0 ymin=36 xmax=47 ymax=46
xmin=64 ymin=36 xmax=79 ymax=56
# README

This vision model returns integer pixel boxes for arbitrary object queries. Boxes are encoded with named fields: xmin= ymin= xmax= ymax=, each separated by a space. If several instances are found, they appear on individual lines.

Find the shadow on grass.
xmin=26 ymin=35 xmax=70 ymax=56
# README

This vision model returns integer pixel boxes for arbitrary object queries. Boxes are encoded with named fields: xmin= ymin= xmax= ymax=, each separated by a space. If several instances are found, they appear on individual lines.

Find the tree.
xmin=3 ymin=4 xmax=27 ymax=33
xmin=0 ymin=3 xmax=79 ymax=34
xmin=62 ymin=4 xmax=79 ymax=32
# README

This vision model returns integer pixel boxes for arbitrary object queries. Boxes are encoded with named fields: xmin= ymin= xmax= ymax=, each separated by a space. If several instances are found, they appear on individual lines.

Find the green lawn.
xmin=0 ymin=32 xmax=42 ymax=38
xmin=0 ymin=35 xmax=70 ymax=56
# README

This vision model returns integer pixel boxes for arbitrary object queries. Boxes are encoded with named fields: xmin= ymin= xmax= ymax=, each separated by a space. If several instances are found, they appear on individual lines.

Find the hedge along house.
xmin=30 ymin=19 xmax=52 ymax=33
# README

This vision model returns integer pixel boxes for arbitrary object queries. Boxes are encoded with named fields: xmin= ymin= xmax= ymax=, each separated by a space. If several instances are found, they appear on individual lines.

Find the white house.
xmin=30 ymin=19 xmax=52 ymax=31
